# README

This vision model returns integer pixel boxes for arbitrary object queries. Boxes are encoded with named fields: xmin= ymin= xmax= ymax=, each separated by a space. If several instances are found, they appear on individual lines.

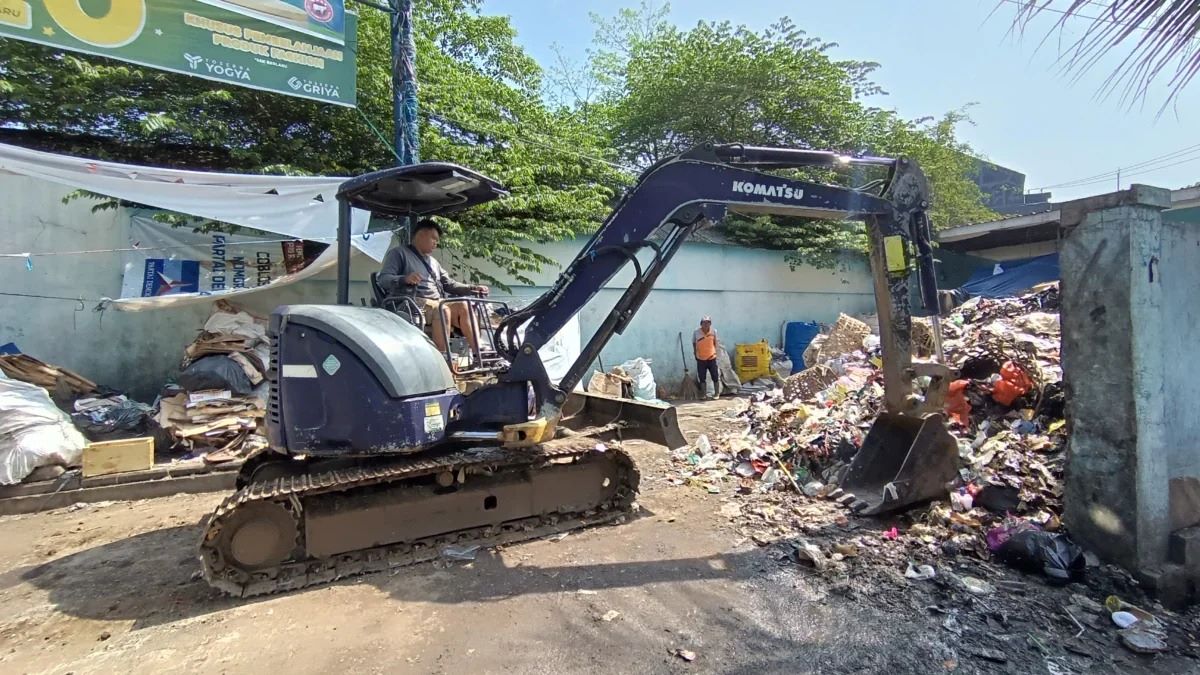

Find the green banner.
xmin=0 ymin=0 xmax=357 ymax=107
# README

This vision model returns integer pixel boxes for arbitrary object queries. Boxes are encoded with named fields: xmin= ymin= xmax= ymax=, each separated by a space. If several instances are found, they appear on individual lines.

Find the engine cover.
xmin=268 ymin=304 xmax=461 ymax=456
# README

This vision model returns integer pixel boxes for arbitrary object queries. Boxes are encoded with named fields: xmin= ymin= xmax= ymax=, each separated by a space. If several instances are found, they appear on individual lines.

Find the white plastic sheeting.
xmin=619 ymin=357 xmax=660 ymax=402
xmin=0 ymin=379 xmax=87 ymax=485
xmin=537 ymin=314 xmax=581 ymax=387
xmin=0 ymin=142 xmax=392 ymax=310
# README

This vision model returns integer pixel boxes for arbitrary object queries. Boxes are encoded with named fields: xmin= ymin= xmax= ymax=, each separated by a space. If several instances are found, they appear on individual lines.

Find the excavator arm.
xmin=470 ymin=143 xmax=947 ymax=437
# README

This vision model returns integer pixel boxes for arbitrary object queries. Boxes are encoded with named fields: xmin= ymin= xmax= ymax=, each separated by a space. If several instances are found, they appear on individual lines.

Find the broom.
xmin=676 ymin=332 xmax=701 ymax=400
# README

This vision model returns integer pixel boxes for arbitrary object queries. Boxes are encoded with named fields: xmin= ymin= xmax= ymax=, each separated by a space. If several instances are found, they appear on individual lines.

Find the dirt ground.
xmin=0 ymin=399 xmax=1196 ymax=674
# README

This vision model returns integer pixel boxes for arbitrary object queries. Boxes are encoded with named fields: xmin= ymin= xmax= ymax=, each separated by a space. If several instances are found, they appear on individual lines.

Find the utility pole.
xmin=391 ymin=0 xmax=419 ymax=166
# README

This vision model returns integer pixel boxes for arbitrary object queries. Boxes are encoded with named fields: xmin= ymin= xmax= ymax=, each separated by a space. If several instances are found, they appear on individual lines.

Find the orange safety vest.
xmin=694 ymin=329 xmax=718 ymax=361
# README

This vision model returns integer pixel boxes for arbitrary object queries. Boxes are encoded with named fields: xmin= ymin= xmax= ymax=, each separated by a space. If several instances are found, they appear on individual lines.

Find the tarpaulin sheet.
xmin=960 ymin=253 xmax=1059 ymax=298
xmin=119 ymin=213 xmax=331 ymax=300
xmin=0 ymin=142 xmax=392 ymax=309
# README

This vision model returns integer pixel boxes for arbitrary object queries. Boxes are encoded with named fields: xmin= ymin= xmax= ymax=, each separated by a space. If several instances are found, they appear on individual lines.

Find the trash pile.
xmin=156 ymin=388 xmax=268 ymax=463
xmin=677 ymin=283 xmax=1074 ymax=574
xmin=156 ymin=302 xmax=270 ymax=463
xmin=71 ymin=394 xmax=155 ymax=440
xmin=589 ymin=357 xmax=667 ymax=403
xmin=0 ymin=377 xmax=88 ymax=484
xmin=0 ymin=353 xmax=98 ymax=399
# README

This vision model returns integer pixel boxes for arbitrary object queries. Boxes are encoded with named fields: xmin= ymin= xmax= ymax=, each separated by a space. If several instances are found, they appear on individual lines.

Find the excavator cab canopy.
xmin=334 ymin=162 xmax=508 ymax=304
xmin=337 ymin=162 xmax=508 ymax=218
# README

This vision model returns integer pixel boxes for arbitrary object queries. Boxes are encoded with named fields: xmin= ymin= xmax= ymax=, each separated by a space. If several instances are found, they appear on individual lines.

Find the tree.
xmin=574 ymin=6 xmax=996 ymax=267
xmin=0 ymin=0 xmax=623 ymax=286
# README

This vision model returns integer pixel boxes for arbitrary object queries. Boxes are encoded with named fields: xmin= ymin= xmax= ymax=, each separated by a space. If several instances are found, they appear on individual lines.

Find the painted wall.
xmin=452 ymin=238 xmax=876 ymax=388
xmin=0 ymin=175 xmax=376 ymax=400
xmin=2 ymin=175 xmax=876 ymax=400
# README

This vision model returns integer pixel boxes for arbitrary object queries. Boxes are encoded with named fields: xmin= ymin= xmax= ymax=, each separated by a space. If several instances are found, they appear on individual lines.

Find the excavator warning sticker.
xmin=424 ymin=402 xmax=441 ymax=416
xmin=322 ymin=354 xmax=341 ymax=376
xmin=424 ymin=414 xmax=444 ymax=433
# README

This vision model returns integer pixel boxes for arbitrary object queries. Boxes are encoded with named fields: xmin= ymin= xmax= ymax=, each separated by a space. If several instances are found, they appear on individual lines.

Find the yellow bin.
xmin=735 ymin=340 xmax=772 ymax=383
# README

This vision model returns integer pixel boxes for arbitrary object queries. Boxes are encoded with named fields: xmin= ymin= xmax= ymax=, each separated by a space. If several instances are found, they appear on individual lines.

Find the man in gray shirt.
xmin=379 ymin=219 xmax=488 ymax=354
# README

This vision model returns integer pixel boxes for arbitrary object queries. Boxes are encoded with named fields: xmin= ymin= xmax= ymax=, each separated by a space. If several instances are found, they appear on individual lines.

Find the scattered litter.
xmin=990 ymin=522 xmax=1085 ymax=584
xmin=440 ymin=544 xmax=480 ymax=561
xmin=600 ymin=610 xmax=620 ymax=622
xmin=576 ymin=589 xmax=598 ymax=595
xmin=958 ymin=576 xmax=995 ymax=596
xmin=719 ymin=502 xmax=742 ymax=519
xmin=1120 ymin=630 xmax=1168 ymax=654
xmin=832 ymin=543 xmax=859 ymax=558
xmin=970 ymin=648 xmax=1008 ymax=664
xmin=673 ymin=648 xmax=696 ymax=662
xmin=905 ymin=563 xmax=936 ymax=581
xmin=1112 ymin=611 xmax=1138 ymax=629
xmin=545 ymin=532 xmax=570 ymax=543
xmin=791 ymin=540 xmax=829 ymax=571
xmin=883 ymin=527 xmax=899 ymax=540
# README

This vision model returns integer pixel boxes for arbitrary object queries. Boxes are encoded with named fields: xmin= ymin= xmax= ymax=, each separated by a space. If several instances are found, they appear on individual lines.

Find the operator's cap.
xmin=700 ymin=315 xmax=712 ymax=323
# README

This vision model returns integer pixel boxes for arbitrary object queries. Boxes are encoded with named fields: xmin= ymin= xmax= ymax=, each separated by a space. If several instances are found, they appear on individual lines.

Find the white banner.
xmin=119 ymin=214 xmax=330 ymax=299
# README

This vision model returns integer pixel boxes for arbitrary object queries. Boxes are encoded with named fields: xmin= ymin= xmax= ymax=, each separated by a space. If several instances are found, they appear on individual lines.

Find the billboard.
xmin=0 ymin=0 xmax=357 ymax=106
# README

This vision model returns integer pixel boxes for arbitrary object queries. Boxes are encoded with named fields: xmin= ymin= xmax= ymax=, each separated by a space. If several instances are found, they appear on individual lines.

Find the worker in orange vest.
xmin=693 ymin=316 xmax=720 ymax=399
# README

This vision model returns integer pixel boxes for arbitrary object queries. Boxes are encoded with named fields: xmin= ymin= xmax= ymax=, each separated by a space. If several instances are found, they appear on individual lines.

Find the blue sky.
xmin=480 ymin=0 xmax=1200 ymax=201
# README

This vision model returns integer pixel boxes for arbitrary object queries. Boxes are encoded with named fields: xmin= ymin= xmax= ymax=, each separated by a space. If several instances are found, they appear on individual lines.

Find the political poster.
xmin=119 ymin=214 xmax=328 ymax=299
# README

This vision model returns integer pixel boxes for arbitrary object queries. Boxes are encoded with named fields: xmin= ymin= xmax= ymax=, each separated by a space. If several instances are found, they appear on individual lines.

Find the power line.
xmin=1048 ymin=151 xmax=1200 ymax=190
xmin=1033 ymin=141 xmax=1200 ymax=190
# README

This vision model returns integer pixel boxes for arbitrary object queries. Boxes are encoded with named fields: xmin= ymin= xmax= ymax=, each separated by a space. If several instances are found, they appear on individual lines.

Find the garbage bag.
xmin=618 ymin=358 xmax=659 ymax=402
xmin=991 ymin=361 xmax=1033 ymax=406
xmin=992 ymin=523 xmax=1085 ymax=584
xmin=177 ymin=355 xmax=253 ymax=395
xmin=71 ymin=399 xmax=153 ymax=436
xmin=0 ymin=379 xmax=87 ymax=484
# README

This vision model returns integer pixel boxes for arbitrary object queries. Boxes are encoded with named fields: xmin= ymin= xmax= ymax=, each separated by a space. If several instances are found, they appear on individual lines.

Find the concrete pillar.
xmin=1060 ymin=185 xmax=1193 ymax=580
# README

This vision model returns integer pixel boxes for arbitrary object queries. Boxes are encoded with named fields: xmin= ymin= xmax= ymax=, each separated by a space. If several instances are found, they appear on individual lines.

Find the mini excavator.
xmin=198 ymin=143 xmax=959 ymax=597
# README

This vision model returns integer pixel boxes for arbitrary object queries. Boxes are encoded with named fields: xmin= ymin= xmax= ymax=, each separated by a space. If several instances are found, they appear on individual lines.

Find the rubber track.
xmin=199 ymin=445 xmax=639 ymax=597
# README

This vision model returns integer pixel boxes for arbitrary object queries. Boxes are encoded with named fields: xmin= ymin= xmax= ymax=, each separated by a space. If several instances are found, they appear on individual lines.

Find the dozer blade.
xmin=560 ymin=391 xmax=687 ymax=450
xmin=838 ymin=412 xmax=958 ymax=515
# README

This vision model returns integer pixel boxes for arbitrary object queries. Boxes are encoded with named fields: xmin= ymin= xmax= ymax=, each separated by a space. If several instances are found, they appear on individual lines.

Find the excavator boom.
xmin=200 ymin=143 xmax=958 ymax=598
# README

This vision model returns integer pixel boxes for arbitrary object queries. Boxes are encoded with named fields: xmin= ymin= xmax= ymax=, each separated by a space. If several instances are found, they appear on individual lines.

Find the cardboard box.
xmin=83 ymin=437 xmax=154 ymax=477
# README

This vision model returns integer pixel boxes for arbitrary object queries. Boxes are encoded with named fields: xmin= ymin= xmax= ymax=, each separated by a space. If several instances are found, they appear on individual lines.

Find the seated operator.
xmin=378 ymin=219 xmax=488 ymax=354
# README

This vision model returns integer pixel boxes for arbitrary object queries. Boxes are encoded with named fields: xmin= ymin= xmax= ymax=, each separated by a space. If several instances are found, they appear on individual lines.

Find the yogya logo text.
xmin=288 ymin=76 xmax=340 ymax=99
xmin=731 ymin=181 xmax=804 ymax=200
xmin=183 ymin=54 xmax=250 ymax=81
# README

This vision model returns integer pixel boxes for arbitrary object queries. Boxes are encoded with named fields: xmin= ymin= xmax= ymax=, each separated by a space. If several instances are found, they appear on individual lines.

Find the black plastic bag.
xmin=996 ymin=528 xmax=1085 ymax=584
xmin=177 ymin=355 xmax=253 ymax=395
xmin=975 ymin=484 xmax=1021 ymax=514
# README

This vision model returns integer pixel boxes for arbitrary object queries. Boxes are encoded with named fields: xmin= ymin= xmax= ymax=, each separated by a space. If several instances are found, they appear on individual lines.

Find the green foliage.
xmin=575 ymin=5 xmax=996 ymax=266
xmin=0 ymin=0 xmax=621 ymax=286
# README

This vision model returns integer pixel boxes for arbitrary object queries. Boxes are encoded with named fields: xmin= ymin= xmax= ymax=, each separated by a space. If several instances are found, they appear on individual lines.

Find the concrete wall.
xmin=0 ymin=175 xmax=375 ymax=400
xmin=457 ymin=238 xmax=876 ymax=388
xmin=1060 ymin=187 xmax=1200 ymax=586
xmin=1 ymin=175 xmax=875 ymax=400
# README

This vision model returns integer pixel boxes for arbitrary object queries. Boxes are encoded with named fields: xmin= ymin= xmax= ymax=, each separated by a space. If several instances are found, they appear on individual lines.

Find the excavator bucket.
xmin=559 ymin=391 xmax=687 ymax=450
xmin=839 ymin=412 xmax=958 ymax=515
